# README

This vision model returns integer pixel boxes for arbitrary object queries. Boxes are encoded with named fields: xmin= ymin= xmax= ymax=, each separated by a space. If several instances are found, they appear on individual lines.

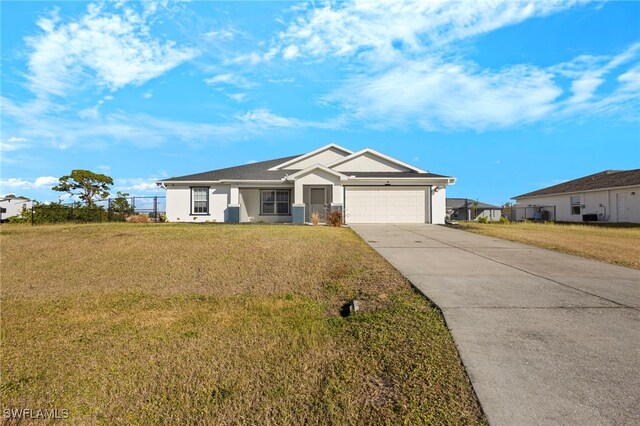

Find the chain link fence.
xmin=503 ymin=205 xmax=556 ymax=222
xmin=21 ymin=196 xmax=166 ymax=225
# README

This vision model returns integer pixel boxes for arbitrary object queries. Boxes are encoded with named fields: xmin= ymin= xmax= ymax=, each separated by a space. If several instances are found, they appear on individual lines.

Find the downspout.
xmin=429 ymin=185 xmax=433 ymax=224
xmin=343 ymin=185 xmax=346 ymax=224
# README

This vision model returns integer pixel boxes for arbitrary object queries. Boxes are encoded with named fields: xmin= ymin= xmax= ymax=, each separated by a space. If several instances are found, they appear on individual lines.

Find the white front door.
xmin=617 ymin=193 xmax=629 ymax=222
xmin=345 ymin=187 xmax=428 ymax=223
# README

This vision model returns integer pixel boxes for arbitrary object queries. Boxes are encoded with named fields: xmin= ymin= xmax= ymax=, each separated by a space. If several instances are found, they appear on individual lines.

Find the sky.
xmin=1 ymin=0 xmax=639 ymax=206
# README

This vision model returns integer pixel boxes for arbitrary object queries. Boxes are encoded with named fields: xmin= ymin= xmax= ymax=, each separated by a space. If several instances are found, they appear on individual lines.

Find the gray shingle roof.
xmin=447 ymin=198 xmax=501 ymax=210
xmin=161 ymin=156 xmax=453 ymax=182
xmin=161 ymin=155 xmax=299 ymax=182
xmin=513 ymin=169 xmax=640 ymax=199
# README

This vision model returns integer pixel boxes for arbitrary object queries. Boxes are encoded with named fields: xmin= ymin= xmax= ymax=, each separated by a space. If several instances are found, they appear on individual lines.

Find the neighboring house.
xmin=512 ymin=169 xmax=640 ymax=223
xmin=447 ymin=198 xmax=502 ymax=221
xmin=158 ymin=144 xmax=456 ymax=224
xmin=0 ymin=195 xmax=32 ymax=222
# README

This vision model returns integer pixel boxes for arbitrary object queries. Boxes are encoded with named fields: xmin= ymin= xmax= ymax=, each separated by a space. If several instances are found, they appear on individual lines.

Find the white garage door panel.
xmin=345 ymin=187 xmax=428 ymax=223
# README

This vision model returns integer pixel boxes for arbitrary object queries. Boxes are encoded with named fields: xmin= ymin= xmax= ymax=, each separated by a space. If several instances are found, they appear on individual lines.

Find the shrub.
xmin=311 ymin=211 xmax=320 ymax=226
xmin=326 ymin=210 xmax=343 ymax=227
xmin=499 ymin=216 xmax=510 ymax=224
xmin=126 ymin=214 xmax=149 ymax=223
xmin=477 ymin=216 xmax=489 ymax=224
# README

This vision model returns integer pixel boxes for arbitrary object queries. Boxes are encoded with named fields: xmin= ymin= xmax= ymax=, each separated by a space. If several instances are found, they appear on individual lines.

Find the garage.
xmin=344 ymin=186 xmax=430 ymax=223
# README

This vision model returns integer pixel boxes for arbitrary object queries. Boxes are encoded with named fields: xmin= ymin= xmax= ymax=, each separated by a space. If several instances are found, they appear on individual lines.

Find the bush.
xmin=310 ymin=211 xmax=320 ymax=226
xmin=499 ymin=216 xmax=510 ymax=224
xmin=477 ymin=216 xmax=489 ymax=224
xmin=326 ymin=210 xmax=343 ymax=227
xmin=126 ymin=214 xmax=149 ymax=223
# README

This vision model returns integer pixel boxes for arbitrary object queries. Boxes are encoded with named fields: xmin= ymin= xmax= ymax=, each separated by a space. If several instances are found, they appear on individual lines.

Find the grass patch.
xmin=1 ymin=223 xmax=485 ymax=424
xmin=456 ymin=221 xmax=640 ymax=269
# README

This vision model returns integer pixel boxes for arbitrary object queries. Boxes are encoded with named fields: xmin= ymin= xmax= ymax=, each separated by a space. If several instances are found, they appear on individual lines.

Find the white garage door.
xmin=345 ymin=187 xmax=429 ymax=223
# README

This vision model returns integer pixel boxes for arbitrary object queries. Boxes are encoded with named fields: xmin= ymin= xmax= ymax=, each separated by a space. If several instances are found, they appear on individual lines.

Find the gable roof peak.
xmin=268 ymin=143 xmax=353 ymax=171
xmin=326 ymin=147 xmax=427 ymax=173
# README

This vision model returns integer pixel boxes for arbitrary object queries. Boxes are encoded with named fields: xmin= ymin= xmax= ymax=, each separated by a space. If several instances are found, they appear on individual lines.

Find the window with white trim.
xmin=261 ymin=190 xmax=290 ymax=215
xmin=570 ymin=195 xmax=581 ymax=215
xmin=191 ymin=187 xmax=209 ymax=214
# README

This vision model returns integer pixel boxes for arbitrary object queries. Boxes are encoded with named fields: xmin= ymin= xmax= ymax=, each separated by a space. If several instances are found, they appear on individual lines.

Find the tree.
xmin=53 ymin=169 xmax=113 ymax=207
xmin=110 ymin=191 xmax=134 ymax=220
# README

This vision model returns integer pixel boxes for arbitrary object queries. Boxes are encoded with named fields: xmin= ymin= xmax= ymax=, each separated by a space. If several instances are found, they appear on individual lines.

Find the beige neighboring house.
xmin=158 ymin=144 xmax=456 ymax=224
xmin=0 ymin=195 xmax=32 ymax=222
xmin=513 ymin=169 xmax=640 ymax=223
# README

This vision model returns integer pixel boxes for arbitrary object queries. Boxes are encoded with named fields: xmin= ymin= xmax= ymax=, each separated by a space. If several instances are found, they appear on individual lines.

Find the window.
xmin=261 ymin=190 xmax=290 ymax=215
xmin=191 ymin=187 xmax=209 ymax=214
xmin=570 ymin=195 xmax=581 ymax=215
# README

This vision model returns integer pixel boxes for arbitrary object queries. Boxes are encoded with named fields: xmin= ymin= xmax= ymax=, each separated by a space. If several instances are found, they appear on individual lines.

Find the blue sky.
xmin=1 ymin=0 xmax=639 ymax=205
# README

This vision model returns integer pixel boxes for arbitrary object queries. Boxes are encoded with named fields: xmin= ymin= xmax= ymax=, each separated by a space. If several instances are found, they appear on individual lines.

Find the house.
xmin=158 ymin=144 xmax=456 ymax=224
xmin=512 ymin=169 xmax=640 ymax=223
xmin=0 ymin=195 xmax=32 ymax=222
xmin=446 ymin=198 xmax=502 ymax=221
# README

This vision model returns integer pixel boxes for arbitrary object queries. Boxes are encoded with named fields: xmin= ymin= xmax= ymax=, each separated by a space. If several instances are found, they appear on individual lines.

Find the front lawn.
xmin=457 ymin=221 xmax=640 ymax=269
xmin=1 ymin=223 xmax=485 ymax=424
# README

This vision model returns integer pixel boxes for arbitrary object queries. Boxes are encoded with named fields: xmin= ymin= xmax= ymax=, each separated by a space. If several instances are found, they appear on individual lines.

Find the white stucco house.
xmin=0 ymin=195 xmax=32 ymax=222
xmin=158 ymin=144 xmax=456 ymax=224
xmin=512 ymin=169 xmax=640 ymax=223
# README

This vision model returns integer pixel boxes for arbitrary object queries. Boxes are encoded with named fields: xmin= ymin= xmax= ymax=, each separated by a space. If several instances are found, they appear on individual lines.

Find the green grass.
xmin=457 ymin=221 xmax=640 ymax=269
xmin=1 ymin=223 xmax=485 ymax=424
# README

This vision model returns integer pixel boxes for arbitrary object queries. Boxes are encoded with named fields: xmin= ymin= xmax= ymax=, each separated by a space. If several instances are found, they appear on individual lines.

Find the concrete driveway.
xmin=350 ymin=224 xmax=640 ymax=426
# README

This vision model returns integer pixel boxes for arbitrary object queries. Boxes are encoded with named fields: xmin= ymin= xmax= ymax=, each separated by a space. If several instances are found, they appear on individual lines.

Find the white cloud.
xmin=277 ymin=0 xmax=586 ymax=63
xmin=327 ymin=60 xmax=562 ymax=131
xmin=115 ymin=178 xmax=159 ymax=193
xmin=203 ymin=29 xmax=237 ymax=40
xmin=142 ymin=91 xmax=153 ymax=99
xmin=556 ymin=43 xmax=640 ymax=111
xmin=2 ymin=96 xmax=341 ymax=149
xmin=227 ymin=93 xmax=247 ymax=102
xmin=204 ymin=73 xmax=256 ymax=89
xmin=268 ymin=0 xmax=637 ymax=131
xmin=78 ymin=105 xmax=100 ymax=120
xmin=34 ymin=176 xmax=59 ymax=187
xmin=236 ymin=109 xmax=297 ymax=128
xmin=26 ymin=3 xmax=196 ymax=97
xmin=225 ymin=52 xmax=264 ymax=66
xmin=0 ymin=176 xmax=58 ymax=191
xmin=282 ymin=45 xmax=300 ymax=60
xmin=1 ymin=137 xmax=29 ymax=152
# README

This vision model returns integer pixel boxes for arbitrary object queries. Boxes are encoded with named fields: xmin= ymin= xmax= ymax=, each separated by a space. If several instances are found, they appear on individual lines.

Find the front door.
xmin=309 ymin=187 xmax=327 ymax=222
xmin=617 ymin=193 xmax=629 ymax=222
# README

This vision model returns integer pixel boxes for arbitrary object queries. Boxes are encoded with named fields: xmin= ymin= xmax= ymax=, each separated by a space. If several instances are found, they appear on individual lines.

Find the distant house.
xmin=0 ymin=195 xmax=32 ymax=222
xmin=446 ymin=198 xmax=502 ymax=221
xmin=512 ymin=169 xmax=640 ymax=223
xmin=158 ymin=144 xmax=456 ymax=224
